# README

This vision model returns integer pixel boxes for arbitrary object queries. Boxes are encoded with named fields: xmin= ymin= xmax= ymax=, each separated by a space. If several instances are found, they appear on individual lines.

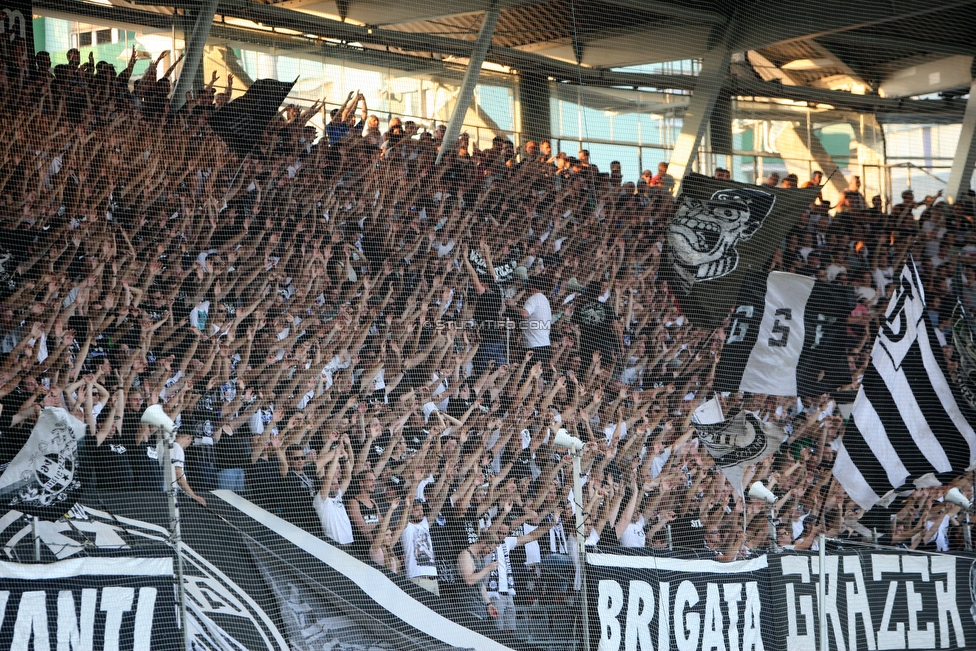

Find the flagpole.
xmin=221 ymin=152 xmax=251 ymax=208
xmin=32 ymin=517 xmax=40 ymax=561
xmin=160 ymin=426 xmax=190 ymax=651
xmin=967 ymin=470 xmax=975 ymax=552
xmin=818 ymin=533 xmax=827 ymax=651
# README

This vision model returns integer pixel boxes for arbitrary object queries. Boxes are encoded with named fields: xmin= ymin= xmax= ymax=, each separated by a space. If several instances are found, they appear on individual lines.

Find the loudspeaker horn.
xmin=141 ymin=404 xmax=176 ymax=433
xmin=552 ymin=428 xmax=583 ymax=452
xmin=946 ymin=487 xmax=972 ymax=510
xmin=748 ymin=481 xmax=776 ymax=504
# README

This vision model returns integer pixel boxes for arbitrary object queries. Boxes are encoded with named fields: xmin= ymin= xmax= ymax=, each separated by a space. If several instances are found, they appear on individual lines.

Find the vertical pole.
xmin=818 ymin=534 xmax=827 ymax=651
xmin=436 ymin=0 xmax=501 ymax=165
xmin=767 ymin=507 xmax=779 ymax=553
xmin=742 ymin=498 xmax=747 ymax=539
xmin=967 ymin=471 xmax=975 ymax=552
xmin=670 ymin=46 xmax=731 ymax=196
xmin=572 ymin=452 xmax=591 ymax=651
xmin=947 ymin=81 xmax=976 ymax=204
xmin=32 ymin=517 xmax=40 ymax=561
xmin=161 ymin=429 xmax=190 ymax=650
xmin=171 ymin=0 xmax=220 ymax=109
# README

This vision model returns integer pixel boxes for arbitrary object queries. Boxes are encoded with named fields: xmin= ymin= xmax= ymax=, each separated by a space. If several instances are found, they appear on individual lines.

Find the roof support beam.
xmin=437 ymin=0 xmax=501 ymax=164
xmin=595 ymin=0 xmax=724 ymax=24
xmin=669 ymin=45 xmax=731 ymax=194
xmin=731 ymin=0 xmax=976 ymax=52
xmin=947 ymin=80 xmax=976 ymax=203
xmin=171 ymin=0 xmax=220 ymax=109
xmin=820 ymin=32 xmax=976 ymax=58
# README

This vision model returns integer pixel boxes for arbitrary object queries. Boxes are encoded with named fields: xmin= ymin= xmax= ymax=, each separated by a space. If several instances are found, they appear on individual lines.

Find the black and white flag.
xmin=714 ymin=270 xmax=854 ymax=397
xmin=833 ymin=261 xmax=976 ymax=510
xmin=0 ymin=407 xmax=86 ymax=520
xmin=692 ymin=397 xmax=783 ymax=494
xmin=665 ymin=174 xmax=819 ymax=329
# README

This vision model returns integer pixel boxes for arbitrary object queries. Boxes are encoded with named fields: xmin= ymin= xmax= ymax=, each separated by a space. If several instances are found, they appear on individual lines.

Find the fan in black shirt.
xmin=571 ymin=285 xmax=622 ymax=373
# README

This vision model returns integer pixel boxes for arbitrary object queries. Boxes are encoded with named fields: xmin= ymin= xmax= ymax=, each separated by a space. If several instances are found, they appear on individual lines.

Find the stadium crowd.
xmin=2 ymin=47 xmax=976 ymax=627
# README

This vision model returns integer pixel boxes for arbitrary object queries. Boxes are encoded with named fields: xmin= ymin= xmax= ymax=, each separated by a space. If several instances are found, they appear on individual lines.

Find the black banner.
xmin=0 ymin=557 xmax=179 ymax=651
xmin=208 ymin=489 xmax=518 ymax=651
xmin=588 ymin=550 xmax=976 ymax=651
xmin=770 ymin=551 xmax=976 ymax=651
xmin=587 ymin=552 xmax=770 ymax=651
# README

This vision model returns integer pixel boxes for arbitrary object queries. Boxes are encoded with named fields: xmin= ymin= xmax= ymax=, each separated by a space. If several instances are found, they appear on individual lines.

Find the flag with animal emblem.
xmin=208 ymin=78 xmax=296 ymax=158
xmin=714 ymin=269 xmax=854 ymax=397
xmin=833 ymin=260 xmax=976 ymax=510
xmin=692 ymin=397 xmax=784 ymax=495
xmin=665 ymin=173 xmax=820 ymax=329
xmin=0 ymin=407 xmax=86 ymax=520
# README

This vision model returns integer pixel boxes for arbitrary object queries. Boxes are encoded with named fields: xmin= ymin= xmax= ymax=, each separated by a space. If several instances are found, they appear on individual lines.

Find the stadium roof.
xmin=35 ymin=0 xmax=976 ymax=115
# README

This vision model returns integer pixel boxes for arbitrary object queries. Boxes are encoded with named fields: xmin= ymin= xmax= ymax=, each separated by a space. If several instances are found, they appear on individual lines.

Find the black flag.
xmin=209 ymin=78 xmax=296 ymax=158
xmin=665 ymin=173 xmax=819 ymax=329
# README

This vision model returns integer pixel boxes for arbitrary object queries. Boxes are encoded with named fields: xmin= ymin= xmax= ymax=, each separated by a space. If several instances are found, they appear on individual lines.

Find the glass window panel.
xmin=559 ymin=99 xmax=579 ymax=139
xmin=476 ymin=85 xmax=513 ymax=131
xmin=613 ymin=113 xmax=639 ymax=144
xmin=584 ymin=143 xmax=640 ymax=183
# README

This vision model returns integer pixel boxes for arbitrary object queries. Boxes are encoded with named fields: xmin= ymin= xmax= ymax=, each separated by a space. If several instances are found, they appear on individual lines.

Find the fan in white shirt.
xmin=313 ymin=434 xmax=354 ymax=545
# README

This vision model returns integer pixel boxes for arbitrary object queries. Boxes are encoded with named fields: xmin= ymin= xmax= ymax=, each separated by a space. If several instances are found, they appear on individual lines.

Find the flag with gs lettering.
xmin=714 ymin=270 xmax=854 ymax=398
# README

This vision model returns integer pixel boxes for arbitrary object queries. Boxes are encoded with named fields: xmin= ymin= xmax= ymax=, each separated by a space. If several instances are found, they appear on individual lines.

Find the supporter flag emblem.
xmin=714 ymin=269 xmax=854 ymax=398
xmin=0 ymin=407 xmax=87 ymax=520
xmin=209 ymin=78 xmax=296 ymax=158
xmin=692 ymin=397 xmax=783 ymax=495
xmin=665 ymin=173 xmax=819 ymax=328
xmin=833 ymin=260 xmax=976 ymax=510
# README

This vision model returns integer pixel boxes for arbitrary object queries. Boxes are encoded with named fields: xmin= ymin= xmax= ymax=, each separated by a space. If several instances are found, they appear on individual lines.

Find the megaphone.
xmin=946 ymin=487 xmax=972 ymax=510
xmin=748 ymin=481 xmax=777 ymax=504
xmin=552 ymin=428 xmax=583 ymax=452
xmin=141 ymin=404 xmax=176 ymax=434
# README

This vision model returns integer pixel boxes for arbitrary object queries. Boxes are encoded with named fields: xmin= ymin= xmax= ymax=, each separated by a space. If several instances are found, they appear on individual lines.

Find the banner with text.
xmin=587 ymin=553 xmax=770 ymax=651
xmin=769 ymin=551 xmax=974 ymax=651
xmin=588 ymin=550 xmax=976 ymax=651
xmin=0 ymin=556 xmax=180 ymax=651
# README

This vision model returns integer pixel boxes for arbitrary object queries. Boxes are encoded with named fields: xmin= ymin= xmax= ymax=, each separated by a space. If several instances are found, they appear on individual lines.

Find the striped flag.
xmin=833 ymin=261 xmax=976 ymax=510
xmin=714 ymin=270 xmax=853 ymax=398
